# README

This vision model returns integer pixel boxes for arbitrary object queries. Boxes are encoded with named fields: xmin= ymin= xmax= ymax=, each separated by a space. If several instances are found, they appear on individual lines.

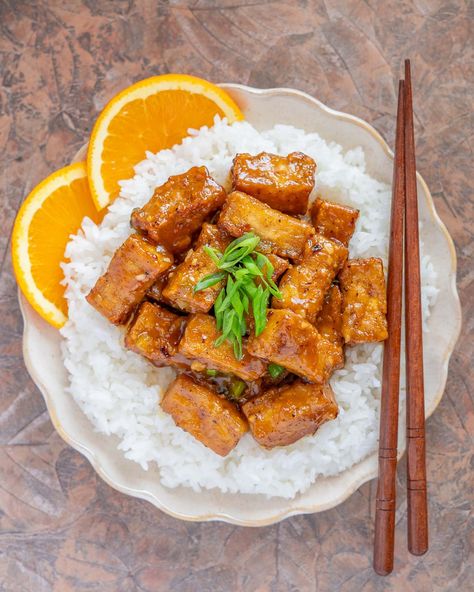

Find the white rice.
xmin=61 ymin=118 xmax=438 ymax=499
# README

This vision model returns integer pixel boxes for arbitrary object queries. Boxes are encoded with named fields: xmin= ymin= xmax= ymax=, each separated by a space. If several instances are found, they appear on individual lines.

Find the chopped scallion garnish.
xmin=194 ymin=232 xmax=282 ymax=360
xmin=229 ymin=379 xmax=246 ymax=400
xmin=268 ymin=363 xmax=285 ymax=379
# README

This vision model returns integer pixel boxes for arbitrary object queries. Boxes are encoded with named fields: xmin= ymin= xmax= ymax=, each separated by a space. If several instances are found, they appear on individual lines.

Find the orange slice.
xmin=12 ymin=162 xmax=104 ymax=328
xmin=87 ymin=74 xmax=244 ymax=210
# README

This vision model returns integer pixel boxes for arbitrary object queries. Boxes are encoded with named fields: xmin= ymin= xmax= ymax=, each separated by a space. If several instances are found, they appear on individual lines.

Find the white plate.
xmin=19 ymin=85 xmax=461 ymax=526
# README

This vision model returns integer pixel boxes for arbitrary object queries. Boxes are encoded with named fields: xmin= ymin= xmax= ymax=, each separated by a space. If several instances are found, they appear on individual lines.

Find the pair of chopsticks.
xmin=373 ymin=60 xmax=428 ymax=576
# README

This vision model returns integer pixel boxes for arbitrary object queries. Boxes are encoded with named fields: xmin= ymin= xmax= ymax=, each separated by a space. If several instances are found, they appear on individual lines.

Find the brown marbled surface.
xmin=1 ymin=1 xmax=473 ymax=590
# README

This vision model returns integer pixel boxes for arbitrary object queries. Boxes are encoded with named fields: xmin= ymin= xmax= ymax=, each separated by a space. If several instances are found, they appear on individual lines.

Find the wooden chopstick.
xmin=373 ymin=79 xmax=405 ymax=576
xmin=404 ymin=59 xmax=428 ymax=556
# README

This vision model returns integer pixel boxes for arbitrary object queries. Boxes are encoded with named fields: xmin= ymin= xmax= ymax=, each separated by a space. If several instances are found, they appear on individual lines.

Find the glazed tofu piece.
xmin=242 ymin=381 xmax=338 ymax=448
xmin=315 ymin=285 xmax=344 ymax=369
xmin=232 ymin=152 xmax=316 ymax=215
xmin=273 ymin=235 xmax=348 ymax=323
xmin=161 ymin=374 xmax=248 ymax=456
xmin=218 ymin=191 xmax=313 ymax=260
xmin=131 ymin=166 xmax=226 ymax=253
xmin=248 ymin=309 xmax=342 ymax=384
xmin=310 ymin=197 xmax=359 ymax=246
xmin=178 ymin=313 xmax=267 ymax=381
xmin=339 ymin=258 xmax=388 ymax=345
xmin=162 ymin=225 xmax=232 ymax=313
xmin=124 ymin=302 xmax=188 ymax=368
xmin=194 ymin=222 xmax=232 ymax=250
xmin=86 ymin=234 xmax=173 ymax=325
xmin=146 ymin=264 xmax=177 ymax=304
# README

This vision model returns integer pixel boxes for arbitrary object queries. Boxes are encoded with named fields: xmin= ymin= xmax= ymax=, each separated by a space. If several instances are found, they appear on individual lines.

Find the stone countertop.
xmin=0 ymin=1 xmax=472 ymax=590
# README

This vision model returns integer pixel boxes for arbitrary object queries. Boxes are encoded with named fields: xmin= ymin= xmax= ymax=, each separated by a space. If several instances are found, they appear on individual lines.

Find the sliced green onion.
xmin=206 ymin=369 xmax=218 ymax=377
xmin=255 ymin=252 xmax=274 ymax=279
xmin=198 ymin=231 xmax=282 ymax=361
xmin=194 ymin=271 xmax=226 ymax=292
xmin=268 ymin=363 xmax=285 ymax=379
xmin=242 ymin=255 xmax=263 ymax=277
xmin=229 ymin=379 xmax=246 ymax=400
xmin=203 ymin=245 xmax=222 ymax=266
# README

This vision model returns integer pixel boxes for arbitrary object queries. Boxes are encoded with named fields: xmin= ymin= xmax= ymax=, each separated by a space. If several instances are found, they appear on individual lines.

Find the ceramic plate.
xmin=19 ymin=85 xmax=461 ymax=526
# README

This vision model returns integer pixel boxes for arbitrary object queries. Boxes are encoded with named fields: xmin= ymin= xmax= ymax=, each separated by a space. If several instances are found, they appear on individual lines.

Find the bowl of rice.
xmin=19 ymin=84 xmax=461 ymax=525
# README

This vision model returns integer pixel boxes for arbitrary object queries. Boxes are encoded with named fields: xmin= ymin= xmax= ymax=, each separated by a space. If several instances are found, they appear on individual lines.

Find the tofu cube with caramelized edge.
xmin=310 ymin=197 xmax=359 ymax=246
xmin=179 ymin=313 xmax=267 ymax=381
xmin=86 ymin=234 xmax=173 ymax=325
xmin=339 ymin=258 xmax=388 ymax=344
xmin=125 ymin=302 xmax=188 ymax=368
xmin=218 ymin=191 xmax=313 ymax=260
xmin=273 ymin=235 xmax=348 ymax=323
xmin=146 ymin=264 xmax=177 ymax=304
xmin=242 ymin=381 xmax=338 ymax=448
xmin=194 ymin=222 xmax=232 ymax=250
xmin=162 ymin=224 xmax=231 ymax=313
xmin=161 ymin=374 xmax=248 ymax=456
xmin=232 ymin=152 xmax=316 ymax=215
xmin=130 ymin=166 xmax=226 ymax=253
xmin=248 ymin=309 xmax=342 ymax=384
xmin=315 ymin=285 xmax=344 ymax=369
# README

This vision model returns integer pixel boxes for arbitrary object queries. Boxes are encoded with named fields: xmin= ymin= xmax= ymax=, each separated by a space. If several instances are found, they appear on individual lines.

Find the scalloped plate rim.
xmin=19 ymin=83 xmax=461 ymax=526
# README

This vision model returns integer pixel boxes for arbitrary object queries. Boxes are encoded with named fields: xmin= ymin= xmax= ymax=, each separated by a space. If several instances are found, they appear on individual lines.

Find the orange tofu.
xmin=86 ymin=234 xmax=173 ymax=325
xmin=247 ymin=309 xmax=342 ymax=384
xmin=218 ymin=191 xmax=313 ymax=260
xmin=310 ymin=197 xmax=359 ymax=246
xmin=130 ymin=166 xmax=226 ymax=253
xmin=178 ymin=313 xmax=267 ymax=381
xmin=273 ymin=235 xmax=348 ymax=323
xmin=315 ymin=285 xmax=344 ymax=369
xmin=162 ymin=225 xmax=232 ymax=313
xmin=194 ymin=222 xmax=232 ymax=250
xmin=146 ymin=264 xmax=176 ymax=304
xmin=161 ymin=374 xmax=248 ymax=456
xmin=124 ymin=302 xmax=189 ymax=368
xmin=232 ymin=152 xmax=316 ymax=215
xmin=242 ymin=381 xmax=338 ymax=448
xmin=339 ymin=258 xmax=388 ymax=345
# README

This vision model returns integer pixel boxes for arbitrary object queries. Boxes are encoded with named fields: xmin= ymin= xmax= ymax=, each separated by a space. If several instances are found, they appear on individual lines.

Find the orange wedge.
xmin=87 ymin=74 xmax=244 ymax=210
xmin=12 ymin=162 xmax=104 ymax=328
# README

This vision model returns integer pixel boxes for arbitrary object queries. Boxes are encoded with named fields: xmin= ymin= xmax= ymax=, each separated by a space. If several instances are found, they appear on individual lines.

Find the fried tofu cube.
xmin=315 ymin=285 xmax=344 ymax=369
xmin=310 ymin=197 xmax=359 ymax=246
xmin=242 ymin=381 xmax=338 ymax=448
xmin=273 ymin=235 xmax=348 ymax=323
xmin=162 ymin=225 xmax=232 ymax=313
xmin=339 ymin=258 xmax=388 ymax=344
xmin=232 ymin=152 xmax=316 ymax=215
xmin=162 ymin=248 xmax=223 ymax=313
xmin=247 ymin=309 xmax=342 ymax=384
xmin=194 ymin=222 xmax=232 ymax=250
xmin=131 ymin=166 xmax=226 ymax=253
xmin=218 ymin=191 xmax=313 ymax=260
xmin=146 ymin=264 xmax=177 ymax=304
xmin=86 ymin=234 xmax=173 ymax=325
xmin=161 ymin=374 xmax=248 ymax=456
xmin=124 ymin=301 xmax=188 ymax=368
xmin=178 ymin=313 xmax=267 ymax=381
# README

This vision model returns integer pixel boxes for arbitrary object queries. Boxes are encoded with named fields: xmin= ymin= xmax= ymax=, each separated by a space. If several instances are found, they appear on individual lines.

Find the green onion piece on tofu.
xmin=268 ymin=363 xmax=285 ymax=379
xmin=229 ymin=379 xmax=246 ymax=400
xmin=196 ymin=232 xmax=282 ymax=362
